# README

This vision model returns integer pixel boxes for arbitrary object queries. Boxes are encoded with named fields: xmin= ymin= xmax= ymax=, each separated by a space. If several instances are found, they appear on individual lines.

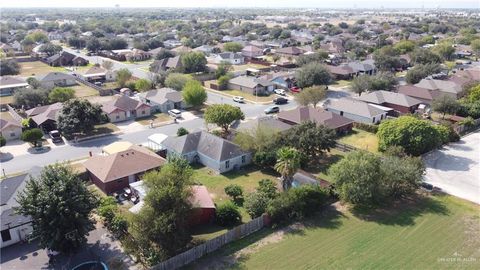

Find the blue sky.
xmin=1 ymin=0 xmax=479 ymax=8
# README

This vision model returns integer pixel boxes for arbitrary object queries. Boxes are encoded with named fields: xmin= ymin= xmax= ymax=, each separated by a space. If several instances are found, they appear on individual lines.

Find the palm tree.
xmin=274 ymin=147 xmax=301 ymax=191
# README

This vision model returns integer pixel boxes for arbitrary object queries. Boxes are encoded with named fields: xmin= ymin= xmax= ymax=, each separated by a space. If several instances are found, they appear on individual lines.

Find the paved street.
xmin=424 ymin=130 xmax=480 ymax=205
xmin=0 ymin=222 xmax=137 ymax=270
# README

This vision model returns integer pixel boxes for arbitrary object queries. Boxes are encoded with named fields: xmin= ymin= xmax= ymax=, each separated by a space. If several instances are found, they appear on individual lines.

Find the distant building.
xmin=0 ymin=76 xmax=28 ymax=97
xmin=214 ymin=52 xmax=245 ymax=65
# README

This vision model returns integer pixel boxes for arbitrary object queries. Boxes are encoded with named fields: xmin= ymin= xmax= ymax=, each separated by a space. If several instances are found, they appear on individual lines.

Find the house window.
xmin=117 ymin=179 xmax=122 ymax=183
xmin=10 ymin=132 xmax=15 ymax=137
xmin=381 ymin=114 xmax=384 ymax=120
xmin=372 ymin=117 xmax=376 ymax=123
xmin=225 ymin=160 xmax=230 ymax=169
xmin=116 ymin=115 xmax=119 ymax=120
xmin=1 ymin=229 xmax=11 ymax=242
xmin=241 ymin=155 xmax=246 ymax=164
xmin=340 ymin=111 xmax=344 ymax=116
xmin=141 ymin=110 xmax=145 ymax=115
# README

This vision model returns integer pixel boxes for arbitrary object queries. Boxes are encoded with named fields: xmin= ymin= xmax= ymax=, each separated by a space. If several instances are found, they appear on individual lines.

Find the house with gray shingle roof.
xmin=414 ymin=78 xmax=464 ymax=99
xmin=138 ymin=88 xmax=184 ymax=113
xmin=37 ymin=72 xmax=76 ymax=89
xmin=228 ymin=75 xmax=275 ymax=95
xmin=162 ymin=131 xmax=251 ymax=173
xmin=277 ymin=107 xmax=353 ymax=133
xmin=101 ymin=95 xmax=151 ymax=123
xmin=358 ymin=90 xmax=423 ymax=114
xmin=324 ymin=98 xmax=389 ymax=124
xmin=214 ymin=52 xmax=244 ymax=65
xmin=0 ymin=76 xmax=28 ymax=96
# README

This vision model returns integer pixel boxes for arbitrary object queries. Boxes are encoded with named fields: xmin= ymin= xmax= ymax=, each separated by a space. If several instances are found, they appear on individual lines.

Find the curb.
xmin=205 ymin=88 xmax=274 ymax=105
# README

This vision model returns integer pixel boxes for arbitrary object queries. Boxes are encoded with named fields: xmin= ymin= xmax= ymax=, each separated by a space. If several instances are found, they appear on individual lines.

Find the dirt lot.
xmin=19 ymin=61 xmax=64 ymax=76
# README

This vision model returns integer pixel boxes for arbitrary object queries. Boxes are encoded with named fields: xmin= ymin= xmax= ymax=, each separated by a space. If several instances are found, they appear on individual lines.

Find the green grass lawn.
xmin=19 ymin=61 xmax=65 ymax=76
xmin=192 ymin=194 xmax=480 ymax=270
xmin=0 ymin=95 xmax=15 ymax=105
xmin=135 ymin=112 xmax=171 ymax=126
xmin=220 ymin=89 xmax=274 ymax=103
xmin=76 ymin=123 xmax=119 ymax=139
xmin=304 ymin=149 xmax=346 ymax=182
xmin=331 ymin=79 xmax=352 ymax=88
xmin=339 ymin=128 xmax=379 ymax=153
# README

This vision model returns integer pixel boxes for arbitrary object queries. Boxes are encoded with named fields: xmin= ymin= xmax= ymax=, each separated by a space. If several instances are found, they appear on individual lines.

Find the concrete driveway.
xmin=423 ymin=130 xmax=480 ymax=204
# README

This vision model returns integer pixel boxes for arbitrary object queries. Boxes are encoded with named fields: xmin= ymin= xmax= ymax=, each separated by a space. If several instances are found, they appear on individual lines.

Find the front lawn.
xmin=135 ymin=112 xmax=171 ymax=126
xmin=220 ymin=89 xmax=274 ymax=103
xmin=76 ymin=123 xmax=120 ymax=139
xmin=338 ymin=128 xmax=379 ymax=153
xmin=192 ymin=194 xmax=480 ymax=269
xmin=72 ymin=84 xmax=99 ymax=98
xmin=0 ymin=95 xmax=15 ymax=105
xmin=331 ymin=79 xmax=351 ymax=88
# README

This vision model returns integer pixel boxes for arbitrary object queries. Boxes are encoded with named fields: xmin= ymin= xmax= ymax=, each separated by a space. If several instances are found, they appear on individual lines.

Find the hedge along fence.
xmin=455 ymin=118 xmax=480 ymax=135
xmin=353 ymin=122 xmax=379 ymax=133
xmin=152 ymin=215 xmax=268 ymax=270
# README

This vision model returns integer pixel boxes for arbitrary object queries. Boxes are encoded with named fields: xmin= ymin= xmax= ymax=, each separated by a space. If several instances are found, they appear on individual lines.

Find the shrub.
xmin=244 ymin=191 xmax=270 ymax=219
xmin=353 ymin=122 xmax=379 ymax=133
xmin=253 ymin=151 xmax=277 ymax=168
xmin=216 ymin=201 xmax=242 ymax=226
xmin=177 ymin=127 xmax=189 ymax=136
xmin=217 ymin=75 xmax=230 ymax=90
xmin=266 ymin=185 xmax=330 ymax=226
xmin=433 ymin=124 xmax=451 ymax=145
xmin=257 ymin=179 xmax=278 ymax=200
xmin=224 ymin=184 xmax=243 ymax=203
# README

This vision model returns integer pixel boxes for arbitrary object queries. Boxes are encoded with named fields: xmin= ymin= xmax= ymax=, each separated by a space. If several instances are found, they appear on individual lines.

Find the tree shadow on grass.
xmin=350 ymin=194 xmax=450 ymax=227
xmin=284 ymin=204 xmax=347 ymax=237
xmin=305 ymin=153 xmax=344 ymax=176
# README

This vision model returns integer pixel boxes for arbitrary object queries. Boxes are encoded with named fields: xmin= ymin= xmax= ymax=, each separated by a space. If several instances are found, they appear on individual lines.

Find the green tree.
xmin=274 ymin=147 xmax=301 ymax=190
xmin=177 ymin=127 xmax=189 ymax=136
xmin=27 ymin=31 xmax=48 ymax=43
xmin=215 ymin=61 xmax=232 ymax=78
xmin=223 ymin=42 xmax=243 ymax=52
xmin=217 ymin=75 xmax=231 ymax=90
xmin=467 ymin=84 xmax=480 ymax=102
xmin=57 ymin=99 xmax=104 ymax=136
xmin=101 ymin=60 xmax=114 ymax=71
xmin=48 ymin=87 xmax=75 ymax=103
xmin=38 ymin=43 xmax=62 ymax=56
xmin=0 ymin=135 xmax=6 ymax=148
xmin=0 ymin=59 xmax=20 ymax=76
xmin=377 ymin=116 xmax=444 ymax=156
xmin=131 ymin=156 xmax=193 ymax=260
xmin=409 ymin=48 xmax=442 ymax=65
xmin=295 ymin=62 xmax=331 ymax=88
xmin=215 ymin=201 xmax=242 ymax=226
xmin=244 ymin=191 xmax=270 ymax=218
xmin=21 ymin=128 xmax=43 ymax=147
xmin=329 ymin=151 xmax=383 ymax=205
xmin=182 ymin=80 xmax=207 ymax=109
xmin=350 ymin=75 xmax=371 ymax=96
xmin=256 ymin=179 xmax=278 ymax=200
xmin=224 ymin=184 xmax=244 ymax=204
xmin=164 ymin=73 xmax=191 ymax=91
xmin=294 ymin=86 xmax=326 ymax=107
xmin=393 ymin=40 xmax=416 ymax=54
xmin=204 ymin=104 xmax=245 ymax=137
xmin=433 ymin=41 xmax=455 ymax=61
xmin=26 ymin=77 xmax=41 ymax=89
xmin=405 ymin=63 xmax=442 ymax=84
xmin=16 ymin=163 xmax=97 ymax=253
xmin=181 ymin=51 xmax=207 ymax=73
xmin=135 ymin=79 xmax=153 ymax=92
xmin=432 ymin=95 xmax=459 ymax=119
xmin=14 ymin=88 xmax=49 ymax=108
xmin=115 ymin=68 xmax=132 ymax=88
xmin=470 ymin=39 xmax=480 ymax=61
xmin=373 ymin=46 xmax=402 ymax=71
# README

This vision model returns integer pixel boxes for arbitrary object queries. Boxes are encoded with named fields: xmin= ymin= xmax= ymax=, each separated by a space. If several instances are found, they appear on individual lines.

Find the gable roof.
xmin=102 ymin=95 xmax=150 ymax=114
xmin=217 ymin=52 xmax=243 ymax=60
xmin=0 ymin=76 xmax=28 ymax=89
xmin=325 ymin=98 xmax=386 ymax=118
xmin=242 ymin=45 xmax=262 ymax=53
xmin=326 ymin=65 xmax=355 ymax=76
xmin=0 ymin=174 xmax=28 ymax=206
xmin=190 ymin=185 xmax=215 ymax=209
xmin=358 ymin=90 xmax=423 ymax=107
xmin=347 ymin=59 xmax=376 ymax=72
xmin=83 ymin=144 xmax=166 ymax=183
xmin=162 ymin=131 xmax=249 ymax=162
xmin=26 ymin=102 xmax=63 ymax=125
xmin=37 ymin=72 xmax=75 ymax=82
xmin=25 ymin=102 xmax=63 ymax=117
xmin=83 ymin=65 xmax=107 ymax=76
xmin=237 ymin=116 xmax=292 ymax=133
xmin=229 ymin=75 xmax=274 ymax=88
xmin=397 ymin=85 xmax=440 ymax=101
xmin=415 ymin=79 xmax=463 ymax=94
xmin=276 ymin=46 xmax=304 ymax=55
xmin=139 ymin=88 xmax=183 ymax=105
xmin=46 ymin=51 xmax=75 ymax=64
xmin=0 ymin=118 xmax=22 ymax=131
xmin=277 ymin=107 xmax=353 ymax=129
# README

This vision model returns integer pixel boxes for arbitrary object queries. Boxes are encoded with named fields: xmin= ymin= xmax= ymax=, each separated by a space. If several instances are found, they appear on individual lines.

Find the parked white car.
xmin=274 ymin=89 xmax=286 ymax=96
xmin=233 ymin=96 xmax=245 ymax=103
xmin=168 ymin=109 xmax=182 ymax=118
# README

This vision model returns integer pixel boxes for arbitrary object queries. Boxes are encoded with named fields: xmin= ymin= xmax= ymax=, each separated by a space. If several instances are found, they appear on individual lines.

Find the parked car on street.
xmin=48 ymin=130 xmax=63 ymax=143
xmin=290 ymin=86 xmax=301 ymax=93
xmin=264 ymin=106 xmax=280 ymax=114
xmin=168 ymin=109 xmax=182 ymax=118
xmin=273 ymin=97 xmax=288 ymax=105
xmin=274 ymin=89 xmax=286 ymax=96
xmin=233 ymin=96 xmax=245 ymax=103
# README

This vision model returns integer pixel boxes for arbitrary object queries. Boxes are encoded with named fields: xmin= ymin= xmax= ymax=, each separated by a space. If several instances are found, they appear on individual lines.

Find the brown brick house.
xmin=358 ymin=90 xmax=423 ymax=115
xmin=83 ymin=144 xmax=166 ymax=194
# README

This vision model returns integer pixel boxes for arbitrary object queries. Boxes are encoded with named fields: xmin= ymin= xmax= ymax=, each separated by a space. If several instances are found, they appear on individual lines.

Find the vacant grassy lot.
xmin=220 ymin=89 xmax=274 ymax=103
xmin=339 ymin=128 xmax=379 ymax=153
xmin=72 ymin=84 xmax=99 ymax=98
xmin=331 ymin=79 xmax=351 ymax=88
xmin=0 ymin=95 xmax=15 ymax=105
xmin=192 ymin=195 xmax=480 ymax=270
xmin=76 ymin=123 xmax=119 ymax=139
xmin=19 ymin=61 xmax=64 ymax=76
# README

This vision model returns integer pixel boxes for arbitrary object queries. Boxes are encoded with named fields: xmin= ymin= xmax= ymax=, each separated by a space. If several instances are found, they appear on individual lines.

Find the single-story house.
xmin=102 ymin=95 xmax=151 ymax=123
xmin=414 ymin=78 xmax=464 ymax=99
xmin=128 ymin=182 xmax=215 ymax=226
xmin=0 ymin=76 xmax=29 ymax=96
xmin=228 ymin=75 xmax=275 ymax=95
xmin=0 ymin=118 xmax=22 ymax=141
xmin=193 ymin=45 xmax=214 ymax=55
xmin=257 ymin=71 xmax=296 ymax=89
xmin=214 ymin=52 xmax=244 ymax=65
xmin=162 ymin=131 xmax=252 ymax=174
xmin=397 ymin=85 xmax=441 ymax=105
xmin=325 ymin=98 xmax=389 ymax=124
xmin=26 ymin=102 xmax=63 ymax=131
xmin=454 ymin=68 xmax=480 ymax=82
xmin=326 ymin=65 xmax=356 ymax=80
xmin=236 ymin=116 xmax=293 ymax=134
xmin=275 ymin=46 xmax=305 ymax=57
xmin=80 ymin=66 xmax=115 ymax=82
xmin=358 ymin=90 xmax=423 ymax=115
xmin=347 ymin=59 xmax=377 ymax=76
xmin=83 ymin=144 xmax=166 ymax=194
xmin=37 ymin=72 xmax=77 ymax=89
xmin=164 ymin=39 xmax=182 ymax=49
xmin=277 ymin=106 xmax=353 ymax=134
xmin=138 ymin=88 xmax=184 ymax=113
xmin=124 ymin=49 xmax=152 ymax=61
xmin=241 ymin=45 xmax=263 ymax=59
xmin=46 ymin=51 xmax=88 ymax=67
xmin=150 ymin=56 xmax=182 ymax=73
xmin=1 ymin=174 xmax=33 ymax=248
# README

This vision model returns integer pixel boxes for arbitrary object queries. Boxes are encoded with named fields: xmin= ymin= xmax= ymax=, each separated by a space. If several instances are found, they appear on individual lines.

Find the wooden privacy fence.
xmin=152 ymin=215 xmax=267 ymax=270
xmin=334 ymin=142 xmax=358 ymax=152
